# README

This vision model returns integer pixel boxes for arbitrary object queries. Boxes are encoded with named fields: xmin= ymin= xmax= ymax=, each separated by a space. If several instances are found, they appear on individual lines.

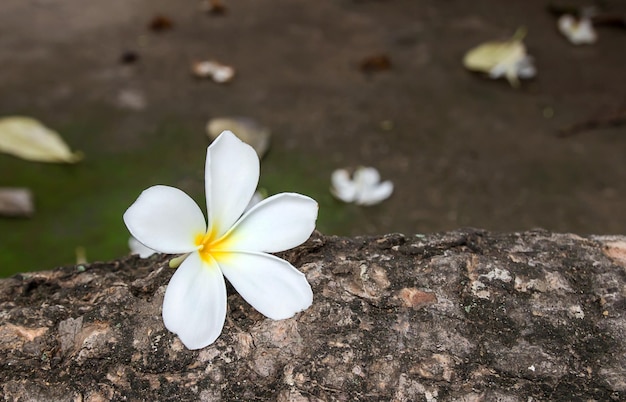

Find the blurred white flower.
xmin=129 ymin=236 xmax=157 ymax=258
xmin=191 ymin=60 xmax=235 ymax=83
xmin=558 ymin=15 xmax=597 ymax=45
xmin=331 ymin=166 xmax=393 ymax=206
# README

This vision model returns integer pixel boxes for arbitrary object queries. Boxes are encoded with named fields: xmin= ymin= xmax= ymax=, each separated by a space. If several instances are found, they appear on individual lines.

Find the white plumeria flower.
xmin=129 ymin=236 xmax=157 ymax=258
xmin=124 ymin=131 xmax=318 ymax=350
xmin=331 ymin=166 xmax=393 ymax=206
xmin=558 ymin=14 xmax=597 ymax=45
xmin=191 ymin=60 xmax=236 ymax=83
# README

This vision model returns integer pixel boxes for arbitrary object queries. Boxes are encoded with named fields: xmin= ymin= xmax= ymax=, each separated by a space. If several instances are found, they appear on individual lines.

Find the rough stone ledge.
xmin=1 ymin=229 xmax=625 ymax=401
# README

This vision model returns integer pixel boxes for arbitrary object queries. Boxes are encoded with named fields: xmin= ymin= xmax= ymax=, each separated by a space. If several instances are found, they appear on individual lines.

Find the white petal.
xmin=243 ymin=191 xmax=264 ymax=213
xmin=558 ymin=15 xmax=597 ymax=45
xmin=354 ymin=166 xmax=381 ymax=189
xmin=330 ymin=169 xmax=357 ymax=202
xmin=579 ymin=21 xmax=597 ymax=43
xmin=123 ymin=185 xmax=206 ymax=254
xmin=571 ymin=19 xmax=597 ymax=45
xmin=558 ymin=15 xmax=575 ymax=34
xmin=162 ymin=252 xmax=227 ymax=349
xmin=356 ymin=180 xmax=394 ymax=206
xmin=206 ymin=131 xmax=260 ymax=239
xmin=222 ymin=193 xmax=318 ymax=253
xmin=505 ymin=68 xmax=521 ymax=88
xmin=488 ymin=63 xmax=507 ymax=79
xmin=218 ymin=251 xmax=313 ymax=320
xmin=128 ymin=236 xmax=157 ymax=258
xmin=516 ymin=56 xmax=536 ymax=78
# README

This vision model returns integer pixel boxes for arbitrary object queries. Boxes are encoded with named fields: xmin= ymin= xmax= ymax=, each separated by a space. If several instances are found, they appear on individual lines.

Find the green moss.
xmin=0 ymin=118 xmax=206 ymax=276
xmin=0 ymin=119 xmax=357 ymax=277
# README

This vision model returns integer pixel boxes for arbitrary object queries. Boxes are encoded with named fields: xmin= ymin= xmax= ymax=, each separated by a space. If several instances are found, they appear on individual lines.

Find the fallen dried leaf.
xmin=463 ymin=27 xmax=535 ymax=88
xmin=206 ymin=117 xmax=270 ymax=158
xmin=0 ymin=117 xmax=82 ymax=163
xmin=149 ymin=15 xmax=173 ymax=32
xmin=119 ymin=50 xmax=139 ymax=64
xmin=0 ymin=188 xmax=34 ymax=217
xmin=201 ymin=0 xmax=227 ymax=15
xmin=359 ymin=54 xmax=392 ymax=73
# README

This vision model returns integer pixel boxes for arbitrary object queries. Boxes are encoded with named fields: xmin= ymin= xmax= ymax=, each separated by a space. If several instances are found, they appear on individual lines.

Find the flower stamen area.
xmin=195 ymin=232 xmax=216 ymax=263
xmin=195 ymin=228 xmax=232 ymax=263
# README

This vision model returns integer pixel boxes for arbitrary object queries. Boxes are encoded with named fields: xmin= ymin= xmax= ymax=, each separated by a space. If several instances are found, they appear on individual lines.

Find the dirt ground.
xmin=1 ymin=0 xmax=626 ymax=271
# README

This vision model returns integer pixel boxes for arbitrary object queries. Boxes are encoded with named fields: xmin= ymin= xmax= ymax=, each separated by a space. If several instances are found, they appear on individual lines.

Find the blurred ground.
xmin=0 ymin=0 xmax=625 ymax=272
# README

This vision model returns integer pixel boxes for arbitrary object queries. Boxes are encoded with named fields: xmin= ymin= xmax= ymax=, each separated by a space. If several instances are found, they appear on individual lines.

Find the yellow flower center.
xmin=195 ymin=231 xmax=215 ymax=263
xmin=195 ymin=227 xmax=232 ymax=263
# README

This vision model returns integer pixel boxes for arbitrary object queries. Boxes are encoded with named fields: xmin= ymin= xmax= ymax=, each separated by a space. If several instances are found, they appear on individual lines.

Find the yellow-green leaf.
xmin=463 ymin=27 xmax=534 ymax=88
xmin=0 ymin=116 xmax=83 ymax=163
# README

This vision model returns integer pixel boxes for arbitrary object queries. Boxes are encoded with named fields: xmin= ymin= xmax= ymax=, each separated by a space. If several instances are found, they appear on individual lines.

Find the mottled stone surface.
xmin=1 ymin=230 xmax=625 ymax=401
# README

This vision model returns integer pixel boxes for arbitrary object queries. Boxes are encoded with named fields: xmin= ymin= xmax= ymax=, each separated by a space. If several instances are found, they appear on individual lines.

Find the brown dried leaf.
xmin=359 ymin=54 xmax=392 ymax=73
xmin=148 ymin=15 xmax=173 ymax=32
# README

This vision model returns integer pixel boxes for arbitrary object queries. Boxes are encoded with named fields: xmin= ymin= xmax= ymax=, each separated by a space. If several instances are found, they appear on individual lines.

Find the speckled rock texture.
xmin=1 ymin=230 xmax=625 ymax=401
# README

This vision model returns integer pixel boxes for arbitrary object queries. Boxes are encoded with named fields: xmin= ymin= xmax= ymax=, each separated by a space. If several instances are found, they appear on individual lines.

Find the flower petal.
xmin=243 ymin=191 xmax=265 ymax=213
xmin=221 ymin=193 xmax=318 ymax=253
xmin=558 ymin=15 xmax=597 ymax=45
xmin=354 ymin=166 xmax=381 ymax=188
xmin=206 ymin=131 xmax=260 ymax=239
xmin=516 ymin=56 xmax=536 ymax=78
xmin=330 ymin=169 xmax=357 ymax=202
xmin=218 ymin=251 xmax=313 ymax=320
xmin=124 ymin=185 xmax=206 ymax=253
xmin=356 ymin=180 xmax=394 ymax=206
xmin=128 ymin=236 xmax=157 ymax=258
xmin=162 ymin=252 xmax=227 ymax=349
